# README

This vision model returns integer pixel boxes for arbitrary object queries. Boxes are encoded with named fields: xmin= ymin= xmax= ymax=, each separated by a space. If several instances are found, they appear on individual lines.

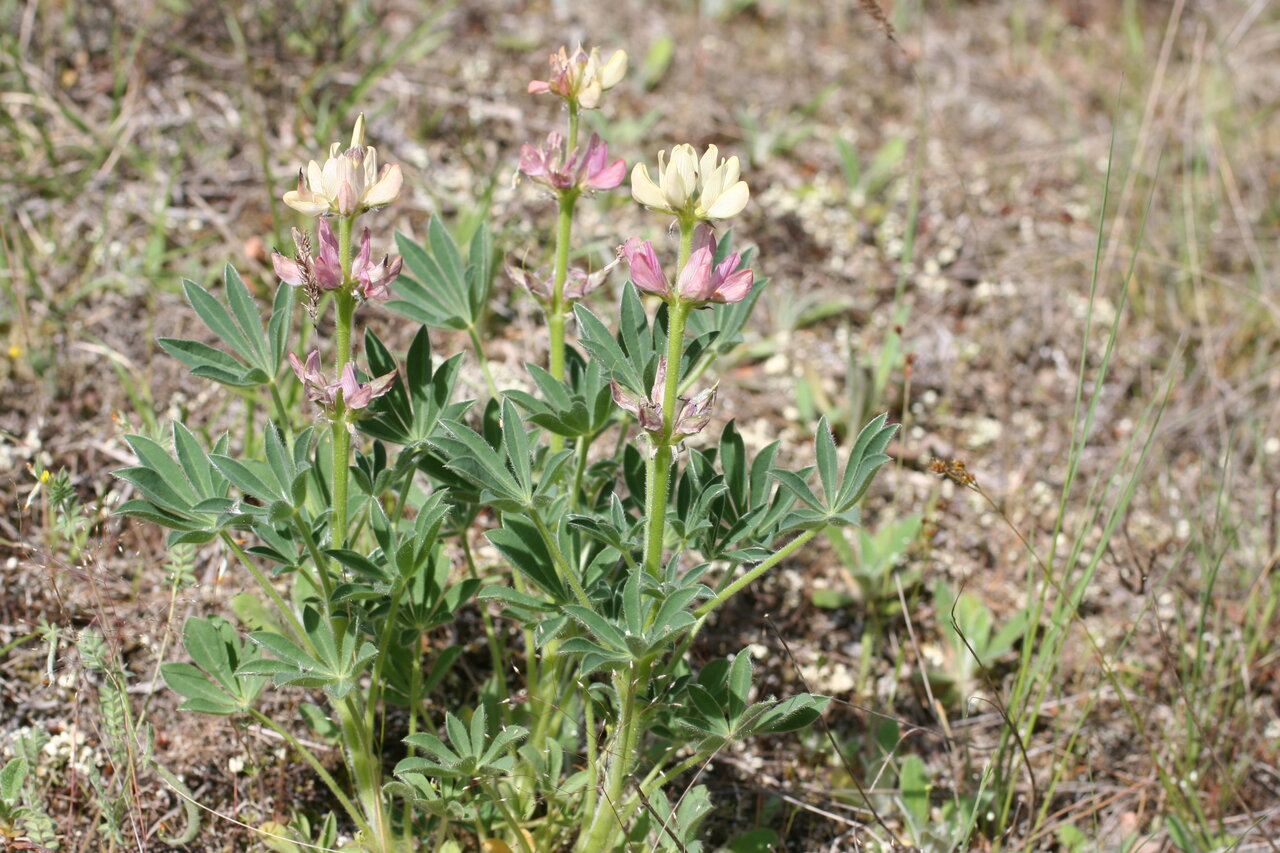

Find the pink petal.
xmin=676 ymin=246 xmax=715 ymax=301
xmin=712 ymin=269 xmax=754 ymax=303
xmin=588 ymin=156 xmax=626 ymax=190
xmin=273 ymin=253 xmax=307 ymax=287
xmin=690 ymin=224 xmax=716 ymax=258
xmin=288 ymin=351 xmax=307 ymax=383
xmin=518 ymin=143 xmax=547 ymax=178
xmin=622 ymin=238 xmax=670 ymax=297
xmin=610 ymin=379 xmax=641 ymax=416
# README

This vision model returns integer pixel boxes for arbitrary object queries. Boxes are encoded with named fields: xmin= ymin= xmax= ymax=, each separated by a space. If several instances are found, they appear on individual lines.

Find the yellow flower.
xmin=283 ymin=114 xmax=403 ymax=218
xmin=630 ymin=144 xmax=749 ymax=222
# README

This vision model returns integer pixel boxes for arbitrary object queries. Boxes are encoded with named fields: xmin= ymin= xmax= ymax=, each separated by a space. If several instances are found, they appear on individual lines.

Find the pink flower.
xmin=620 ymin=227 xmax=753 ymax=306
xmin=610 ymin=358 xmax=666 ymax=433
xmin=507 ymin=256 xmax=619 ymax=304
xmin=289 ymin=350 xmax=335 ymax=406
xmin=519 ymin=133 xmax=625 ymax=194
xmin=610 ymin=357 xmax=717 ymax=438
xmin=674 ymin=385 xmax=717 ymax=436
xmin=351 ymin=228 xmax=402 ymax=301
xmin=336 ymin=363 xmax=398 ymax=410
xmin=620 ymin=237 xmax=671 ymax=299
xmin=528 ymin=45 xmax=626 ymax=110
xmin=272 ymin=221 xmax=348 ymax=319
xmin=676 ymin=226 xmax=753 ymax=305
xmin=288 ymin=350 xmax=396 ymax=413
xmin=272 ymin=220 xmax=343 ymax=291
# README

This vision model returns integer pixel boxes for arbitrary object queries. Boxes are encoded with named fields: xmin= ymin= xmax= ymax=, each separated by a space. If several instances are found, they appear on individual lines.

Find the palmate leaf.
xmin=672 ymin=650 xmax=830 ymax=751
xmin=505 ymin=357 xmax=614 ymax=438
xmin=160 ymin=616 xmax=265 ymax=715
xmin=388 ymin=220 xmax=492 ymax=332
xmin=429 ymin=418 xmax=528 ymax=510
xmin=360 ymin=325 xmax=468 ymax=447
xmin=158 ymin=267 xmax=291 ymax=388
xmin=398 ymin=707 xmax=526 ymax=782
xmin=772 ymin=414 xmax=898 ymax=533
xmin=486 ymin=515 xmax=567 ymax=601
xmin=115 ymin=424 xmax=255 ymax=544
xmin=574 ymin=302 xmax=644 ymax=393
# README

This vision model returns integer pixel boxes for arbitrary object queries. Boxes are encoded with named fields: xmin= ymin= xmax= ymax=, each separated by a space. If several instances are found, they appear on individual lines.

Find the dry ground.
xmin=3 ymin=0 xmax=1280 ymax=850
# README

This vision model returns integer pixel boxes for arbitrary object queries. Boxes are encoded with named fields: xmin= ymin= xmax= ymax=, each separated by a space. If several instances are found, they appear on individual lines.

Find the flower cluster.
xmin=289 ymin=351 xmax=396 ymax=415
xmin=276 ymin=114 xmax=404 ymax=417
xmin=528 ymin=45 xmax=627 ymax=110
xmin=610 ymin=358 xmax=717 ymax=438
xmin=519 ymin=132 xmax=626 ymax=194
xmin=283 ymin=115 xmax=403 ymax=218
xmin=630 ymin=144 xmax=749 ymax=223
xmin=621 ymin=226 xmax=753 ymax=306
xmin=507 ymin=257 xmax=619 ymax=306
xmin=273 ymin=221 xmax=401 ymax=317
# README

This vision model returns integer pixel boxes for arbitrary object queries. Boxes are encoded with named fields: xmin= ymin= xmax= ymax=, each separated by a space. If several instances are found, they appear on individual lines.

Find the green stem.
xmin=467 ymin=324 xmax=500 ymax=399
xmin=486 ymin=782 xmax=535 ymax=853
xmin=267 ymin=380 xmax=292 ymax=437
xmin=642 ymin=449 xmax=668 ymax=580
xmin=569 ymin=435 xmax=590 ymax=512
xmin=249 ymin=708 xmax=370 ymax=839
xmin=337 ymin=695 xmax=394 ymax=852
xmin=567 ymin=101 xmax=580 ymax=151
xmin=582 ymin=691 xmax=599 ymax=831
xmin=579 ymin=663 xmax=645 ymax=852
xmin=460 ymin=532 xmax=509 ymax=713
xmin=695 ymin=527 xmax=821 ymax=621
xmin=530 ymin=509 xmax=591 ymax=607
xmin=616 ymin=750 xmax=711 ymax=828
xmin=290 ymin=513 xmax=333 ymax=603
xmin=527 ymin=640 xmax=563 ymax=751
xmin=642 ymin=224 xmax=696 ymax=579
xmin=548 ymin=193 xmax=578 ymax=453
xmin=332 ymin=217 xmax=357 ymax=550
xmin=219 ymin=532 xmax=309 ymax=650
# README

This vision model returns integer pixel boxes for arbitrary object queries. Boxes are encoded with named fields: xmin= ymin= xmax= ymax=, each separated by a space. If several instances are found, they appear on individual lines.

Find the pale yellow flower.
xmin=630 ymin=144 xmax=749 ymax=221
xmin=283 ymin=114 xmax=403 ymax=217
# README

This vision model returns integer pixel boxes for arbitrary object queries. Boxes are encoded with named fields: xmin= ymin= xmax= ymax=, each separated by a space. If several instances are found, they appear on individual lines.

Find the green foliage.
xmin=388 ymin=219 xmax=493 ymax=333
xmin=158 ymin=265 xmax=293 ymax=388
xmin=240 ymin=608 xmax=378 ymax=700
xmin=835 ymin=133 xmax=908 ymax=203
xmin=929 ymin=581 xmax=1029 ymax=702
xmin=115 ymin=49 xmax=907 ymax=853
xmin=396 ymin=707 xmax=527 ymax=782
xmin=772 ymin=414 xmax=899 ymax=532
xmin=162 ymin=616 xmax=268 ymax=715
xmin=670 ymin=651 xmax=830 ymax=752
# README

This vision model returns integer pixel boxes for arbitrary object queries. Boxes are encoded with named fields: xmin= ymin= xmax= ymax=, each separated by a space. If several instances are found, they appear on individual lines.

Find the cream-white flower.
xmin=283 ymin=114 xmax=403 ymax=218
xmin=630 ymin=144 xmax=749 ymax=221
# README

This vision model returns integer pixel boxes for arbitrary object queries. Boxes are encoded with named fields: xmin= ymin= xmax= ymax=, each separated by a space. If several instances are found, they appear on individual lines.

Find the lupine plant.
xmin=116 ymin=43 xmax=898 ymax=852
